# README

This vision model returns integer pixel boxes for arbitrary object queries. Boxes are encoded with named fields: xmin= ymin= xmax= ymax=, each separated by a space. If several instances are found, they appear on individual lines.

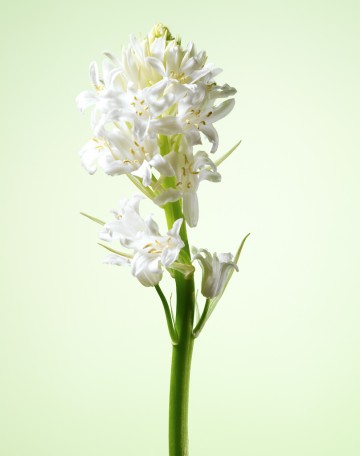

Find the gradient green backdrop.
xmin=1 ymin=0 xmax=359 ymax=455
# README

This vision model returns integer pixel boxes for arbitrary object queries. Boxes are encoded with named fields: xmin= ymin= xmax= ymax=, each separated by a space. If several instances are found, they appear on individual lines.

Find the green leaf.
xmin=127 ymin=174 xmax=156 ymax=199
xmin=97 ymin=243 xmax=132 ymax=259
xmin=194 ymin=291 xmax=200 ymax=325
xmin=193 ymin=298 xmax=210 ymax=338
xmin=214 ymin=140 xmax=242 ymax=167
xmin=80 ymin=212 xmax=106 ymax=226
xmin=155 ymin=285 xmax=179 ymax=345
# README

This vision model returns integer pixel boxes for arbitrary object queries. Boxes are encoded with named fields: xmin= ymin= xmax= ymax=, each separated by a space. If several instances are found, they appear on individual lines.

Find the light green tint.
xmin=1 ymin=0 xmax=359 ymax=455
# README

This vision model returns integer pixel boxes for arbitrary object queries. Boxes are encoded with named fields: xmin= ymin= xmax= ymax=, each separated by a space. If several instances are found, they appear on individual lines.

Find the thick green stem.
xmin=165 ymin=199 xmax=195 ymax=456
xmin=169 ymin=273 xmax=195 ymax=456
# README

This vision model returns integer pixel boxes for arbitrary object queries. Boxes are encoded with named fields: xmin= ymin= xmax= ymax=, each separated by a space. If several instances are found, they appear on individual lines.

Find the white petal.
xmin=133 ymin=118 xmax=149 ymax=141
xmin=199 ymin=169 xmax=221 ymax=183
xmin=103 ymin=51 xmax=121 ymax=67
xmin=152 ymin=117 xmax=182 ymax=135
xmin=76 ymin=91 xmax=97 ymax=112
xmin=192 ymin=248 xmax=213 ymax=278
xmin=131 ymin=252 xmax=162 ymax=287
xmin=199 ymin=124 xmax=219 ymax=153
xmin=129 ymin=35 xmax=143 ymax=59
xmin=79 ymin=141 xmax=99 ymax=174
xmin=193 ymin=150 xmax=217 ymax=170
xmin=144 ymin=215 xmax=161 ymax=237
xmin=100 ymin=219 xmax=125 ymax=241
xmin=99 ymin=226 xmax=113 ymax=242
xmin=154 ymin=188 xmax=181 ymax=206
xmin=190 ymin=66 xmax=216 ymax=83
xmin=146 ymin=56 xmax=166 ymax=76
xmin=132 ymin=160 xmax=152 ymax=186
xmin=192 ymin=249 xmax=239 ymax=298
xmin=218 ymin=252 xmax=235 ymax=263
xmin=122 ymin=194 xmax=144 ymax=213
xmin=161 ymin=244 xmax=182 ymax=267
xmin=151 ymin=37 xmax=166 ymax=60
xmin=209 ymin=83 xmax=237 ymax=100
xmin=161 ymin=219 xmax=184 ymax=267
xmin=210 ymin=98 xmax=235 ymax=123
xmin=168 ymin=218 xmax=183 ymax=238
xmin=100 ymin=159 xmax=134 ymax=176
xmin=183 ymin=129 xmax=202 ymax=147
xmin=149 ymin=154 xmax=174 ymax=177
xmin=147 ymin=78 xmax=167 ymax=98
xmin=89 ymin=61 xmax=99 ymax=86
xmin=103 ymin=253 xmax=130 ymax=267
xmin=183 ymin=192 xmax=199 ymax=227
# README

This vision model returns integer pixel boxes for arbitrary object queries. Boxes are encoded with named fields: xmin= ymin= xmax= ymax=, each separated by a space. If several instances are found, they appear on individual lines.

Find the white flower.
xmin=103 ymin=78 xmax=179 ymax=140
xmin=192 ymin=247 xmax=238 ymax=298
xmin=76 ymin=60 xmax=122 ymax=123
xmin=181 ymin=99 xmax=235 ymax=153
xmin=78 ymin=124 xmax=172 ymax=186
xmin=100 ymin=195 xmax=184 ymax=286
xmin=147 ymin=40 xmax=221 ymax=90
xmin=76 ymin=24 xmax=236 ymax=153
xmin=154 ymin=141 xmax=221 ymax=227
xmin=149 ymin=83 xmax=236 ymax=153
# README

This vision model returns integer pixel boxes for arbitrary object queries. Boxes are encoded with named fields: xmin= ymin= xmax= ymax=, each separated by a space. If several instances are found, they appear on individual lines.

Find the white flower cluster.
xmin=78 ymin=24 xmax=239 ymax=293
xmin=77 ymin=24 xmax=235 ymax=227
xmin=99 ymin=196 xmax=184 ymax=287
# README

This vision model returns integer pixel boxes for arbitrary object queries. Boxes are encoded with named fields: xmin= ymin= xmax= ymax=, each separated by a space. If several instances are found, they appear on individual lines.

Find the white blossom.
xmin=76 ymin=60 xmax=122 ymax=128
xmin=76 ymin=24 xmax=236 ymax=163
xmin=154 ymin=140 xmax=221 ymax=227
xmin=79 ymin=124 xmax=172 ymax=186
xmin=100 ymin=195 xmax=184 ymax=286
xmin=192 ymin=247 xmax=238 ymax=298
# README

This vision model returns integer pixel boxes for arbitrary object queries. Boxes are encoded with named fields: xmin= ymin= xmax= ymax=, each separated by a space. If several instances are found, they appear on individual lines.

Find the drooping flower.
xmin=192 ymin=247 xmax=238 ymax=298
xmin=154 ymin=139 xmax=221 ymax=227
xmin=100 ymin=195 xmax=184 ymax=286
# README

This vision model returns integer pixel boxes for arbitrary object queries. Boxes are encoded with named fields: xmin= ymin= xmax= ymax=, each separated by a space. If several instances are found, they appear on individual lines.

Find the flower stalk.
xmin=164 ymin=196 xmax=195 ymax=455
xmin=169 ymin=271 xmax=195 ymax=456
xmin=76 ymin=23 xmax=249 ymax=456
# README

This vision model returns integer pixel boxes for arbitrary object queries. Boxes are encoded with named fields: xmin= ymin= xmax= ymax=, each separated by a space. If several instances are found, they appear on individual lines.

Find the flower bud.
xmin=148 ymin=23 xmax=175 ymax=43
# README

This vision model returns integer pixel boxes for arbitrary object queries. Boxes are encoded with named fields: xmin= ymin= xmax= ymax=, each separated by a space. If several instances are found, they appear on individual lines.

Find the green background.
xmin=1 ymin=0 xmax=359 ymax=455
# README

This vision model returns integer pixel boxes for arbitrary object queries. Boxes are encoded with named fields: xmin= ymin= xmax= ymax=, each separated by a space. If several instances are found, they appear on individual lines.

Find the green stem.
xmin=169 ymin=272 xmax=195 ymax=456
xmin=165 ymin=201 xmax=195 ymax=456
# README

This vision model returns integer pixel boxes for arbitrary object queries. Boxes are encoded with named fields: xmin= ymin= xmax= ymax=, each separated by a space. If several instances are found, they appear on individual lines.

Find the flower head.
xmin=192 ymin=247 xmax=238 ymax=298
xmin=100 ymin=195 xmax=184 ymax=286
xmin=76 ymin=24 xmax=236 ymax=176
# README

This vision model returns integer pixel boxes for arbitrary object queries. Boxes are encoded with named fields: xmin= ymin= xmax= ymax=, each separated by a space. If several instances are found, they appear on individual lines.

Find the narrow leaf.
xmin=193 ymin=298 xmax=210 ymax=338
xmin=194 ymin=291 xmax=200 ymax=325
xmin=127 ymin=174 xmax=155 ymax=199
xmin=155 ymin=285 xmax=179 ymax=345
xmin=80 ymin=212 xmax=106 ymax=226
xmin=214 ymin=140 xmax=242 ymax=167
xmin=97 ymin=242 xmax=132 ymax=259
